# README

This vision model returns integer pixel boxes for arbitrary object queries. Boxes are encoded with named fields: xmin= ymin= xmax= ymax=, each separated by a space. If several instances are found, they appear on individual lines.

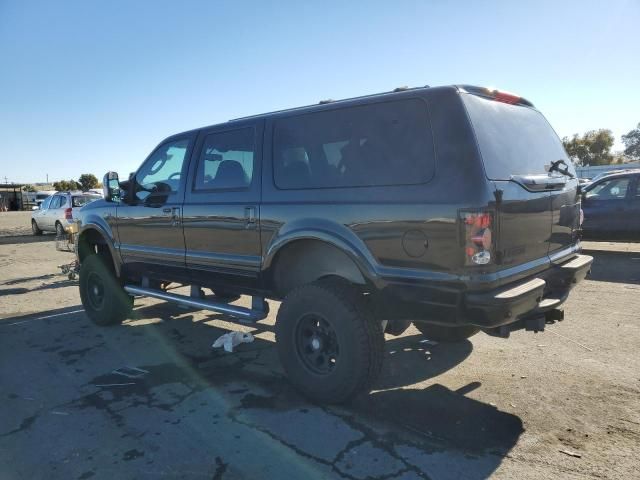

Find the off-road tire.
xmin=413 ymin=322 xmax=479 ymax=342
xmin=31 ymin=220 xmax=42 ymax=236
xmin=275 ymin=278 xmax=384 ymax=403
xmin=384 ymin=320 xmax=411 ymax=336
xmin=79 ymin=254 xmax=132 ymax=326
xmin=211 ymin=289 xmax=241 ymax=303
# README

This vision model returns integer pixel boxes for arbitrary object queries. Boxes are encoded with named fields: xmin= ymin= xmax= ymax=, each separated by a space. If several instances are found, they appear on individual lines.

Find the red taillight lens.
xmin=461 ymin=211 xmax=494 ymax=265
xmin=493 ymin=91 xmax=521 ymax=105
xmin=64 ymin=207 xmax=73 ymax=220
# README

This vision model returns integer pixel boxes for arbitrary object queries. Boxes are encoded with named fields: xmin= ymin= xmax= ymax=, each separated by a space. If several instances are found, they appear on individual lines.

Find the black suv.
xmin=76 ymin=85 xmax=592 ymax=403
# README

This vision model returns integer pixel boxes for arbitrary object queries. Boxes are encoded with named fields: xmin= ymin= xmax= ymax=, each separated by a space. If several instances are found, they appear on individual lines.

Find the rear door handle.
xmin=162 ymin=207 xmax=172 ymax=214
xmin=244 ymin=206 xmax=257 ymax=229
xmin=171 ymin=207 xmax=181 ymax=227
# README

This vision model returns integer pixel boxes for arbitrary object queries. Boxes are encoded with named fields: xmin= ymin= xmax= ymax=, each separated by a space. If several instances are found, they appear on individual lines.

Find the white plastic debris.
xmin=212 ymin=331 xmax=254 ymax=353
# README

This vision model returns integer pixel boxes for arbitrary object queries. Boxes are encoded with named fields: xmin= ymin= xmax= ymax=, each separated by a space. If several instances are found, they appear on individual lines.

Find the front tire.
xmin=31 ymin=220 xmax=42 ymax=236
xmin=79 ymin=255 xmax=132 ymax=326
xmin=413 ymin=322 xmax=479 ymax=342
xmin=276 ymin=278 xmax=384 ymax=403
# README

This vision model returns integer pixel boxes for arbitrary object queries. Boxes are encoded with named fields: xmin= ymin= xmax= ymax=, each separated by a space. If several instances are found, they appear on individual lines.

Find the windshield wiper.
xmin=548 ymin=159 xmax=575 ymax=179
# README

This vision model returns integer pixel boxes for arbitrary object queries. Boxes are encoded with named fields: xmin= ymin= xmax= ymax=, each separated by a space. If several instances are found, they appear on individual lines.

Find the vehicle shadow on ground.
xmin=2 ymin=302 xmax=522 ymax=479
xmin=582 ymin=250 xmax=640 ymax=284
xmin=0 ymin=234 xmax=55 ymax=246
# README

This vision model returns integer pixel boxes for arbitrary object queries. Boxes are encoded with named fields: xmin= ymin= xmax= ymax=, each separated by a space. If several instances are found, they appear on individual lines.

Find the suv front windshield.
xmin=462 ymin=93 xmax=576 ymax=181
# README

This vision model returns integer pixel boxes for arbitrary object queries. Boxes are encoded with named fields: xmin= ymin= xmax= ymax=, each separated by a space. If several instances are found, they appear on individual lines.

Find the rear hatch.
xmin=461 ymin=87 xmax=580 ymax=270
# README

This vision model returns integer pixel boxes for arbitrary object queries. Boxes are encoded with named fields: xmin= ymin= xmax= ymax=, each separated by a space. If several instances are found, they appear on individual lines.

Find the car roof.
xmin=588 ymin=169 xmax=640 ymax=184
xmin=163 ymin=85 xmax=458 ymax=141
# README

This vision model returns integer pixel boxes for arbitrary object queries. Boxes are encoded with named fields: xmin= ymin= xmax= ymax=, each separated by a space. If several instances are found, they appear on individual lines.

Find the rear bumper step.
xmin=464 ymin=254 xmax=593 ymax=329
xmin=124 ymin=285 xmax=269 ymax=322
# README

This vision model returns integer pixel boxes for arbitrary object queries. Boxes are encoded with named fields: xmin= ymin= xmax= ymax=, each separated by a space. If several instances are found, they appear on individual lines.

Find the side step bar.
xmin=124 ymin=285 xmax=269 ymax=322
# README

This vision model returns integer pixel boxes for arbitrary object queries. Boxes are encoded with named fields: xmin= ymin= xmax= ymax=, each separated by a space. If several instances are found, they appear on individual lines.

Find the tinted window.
xmin=59 ymin=196 xmax=68 ymax=208
xmin=194 ymin=128 xmax=255 ymax=190
xmin=49 ymin=196 xmax=61 ymax=209
xmin=41 ymin=196 xmax=52 ymax=209
xmin=72 ymin=195 xmax=101 ymax=207
xmin=462 ymin=93 xmax=575 ymax=180
xmin=135 ymin=138 xmax=190 ymax=201
xmin=586 ymin=177 xmax=630 ymax=200
xmin=273 ymin=99 xmax=434 ymax=189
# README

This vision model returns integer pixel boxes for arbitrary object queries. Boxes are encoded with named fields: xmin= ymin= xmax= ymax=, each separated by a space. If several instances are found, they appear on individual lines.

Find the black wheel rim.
xmin=295 ymin=314 xmax=339 ymax=375
xmin=86 ymin=272 xmax=105 ymax=310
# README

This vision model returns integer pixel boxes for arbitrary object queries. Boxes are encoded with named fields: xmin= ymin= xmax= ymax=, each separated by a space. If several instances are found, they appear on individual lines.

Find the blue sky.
xmin=0 ymin=0 xmax=638 ymax=184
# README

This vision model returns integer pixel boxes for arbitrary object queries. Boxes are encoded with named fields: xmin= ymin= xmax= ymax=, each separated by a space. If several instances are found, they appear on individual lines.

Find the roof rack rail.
xmin=229 ymin=85 xmax=431 ymax=122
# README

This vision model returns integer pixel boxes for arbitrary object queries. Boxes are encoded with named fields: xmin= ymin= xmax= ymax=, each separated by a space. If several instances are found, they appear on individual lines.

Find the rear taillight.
xmin=461 ymin=211 xmax=494 ymax=265
xmin=64 ymin=207 xmax=73 ymax=220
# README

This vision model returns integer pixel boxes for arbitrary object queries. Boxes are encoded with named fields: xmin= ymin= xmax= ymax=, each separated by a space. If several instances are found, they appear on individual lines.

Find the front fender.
xmin=77 ymin=211 xmax=122 ymax=276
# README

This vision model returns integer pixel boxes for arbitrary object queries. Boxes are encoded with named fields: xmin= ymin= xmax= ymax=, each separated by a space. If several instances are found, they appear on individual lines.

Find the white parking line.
xmin=1 ymin=308 xmax=84 ymax=326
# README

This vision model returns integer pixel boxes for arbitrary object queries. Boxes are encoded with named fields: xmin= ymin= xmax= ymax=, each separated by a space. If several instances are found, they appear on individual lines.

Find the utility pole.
xmin=3 ymin=176 xmax=7 ymax=185
xmin=46 ymin=174 xmax=49 ymax=184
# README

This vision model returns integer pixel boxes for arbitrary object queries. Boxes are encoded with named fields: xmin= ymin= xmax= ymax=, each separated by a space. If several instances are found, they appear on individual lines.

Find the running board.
xmin=124 ymin=285 xmax=269 ymax=322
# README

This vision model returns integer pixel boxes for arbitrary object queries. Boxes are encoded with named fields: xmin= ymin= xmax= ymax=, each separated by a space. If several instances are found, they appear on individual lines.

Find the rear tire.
xmin=55 ymin=222 xmax=65 ymax=237
xmin=275 ymin=278 xmax=384 ymax=403
xmin=79 ymin=254 xmax=132 ymax=326
xmin=413 ymin=322 xmax=479 ymax=342
xmin=210 ymin=289 xmax=241 ymax=303
xmin=31 ymin=220 xmax=42 ymax=236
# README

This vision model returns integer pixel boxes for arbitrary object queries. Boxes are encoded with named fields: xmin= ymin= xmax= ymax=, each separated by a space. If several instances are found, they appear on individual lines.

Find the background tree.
xmin=22 ymin=184 xmax=36 ymax=192
xmin=78 ymin=173 xmax=99 ymax=191
xmin=621 ymin=123 xmax=640 ymax=161
xmin=562 ymin=129 xmax=615 ymax=166
xmin=53 ymin=179 xmax=81 ymax=191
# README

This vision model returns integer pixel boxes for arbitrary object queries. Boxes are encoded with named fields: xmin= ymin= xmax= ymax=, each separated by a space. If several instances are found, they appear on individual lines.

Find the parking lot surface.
xmin=1 ymin=212 xmax=639 ymax=479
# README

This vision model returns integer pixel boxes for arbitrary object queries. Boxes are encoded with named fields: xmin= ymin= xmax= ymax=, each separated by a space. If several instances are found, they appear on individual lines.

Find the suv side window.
xmin=194 ymin=128 xmax=255 ymax=191
xmin=42 ymin=196 xmax=52 ymax=209
xmin=59 ymin=195 xmax=68 ymax=208
xmin=586 ymin=177 xmax=630 ymax=200
xmin=135 ymin=138 xmax=190 ymax=202
xmin=273 ymin=98 xmax=435 ymax=189
xmin=50 ymin=196 xmax=61 ymax=209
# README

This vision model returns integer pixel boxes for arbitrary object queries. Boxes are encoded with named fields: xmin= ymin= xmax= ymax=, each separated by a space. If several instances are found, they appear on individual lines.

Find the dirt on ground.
xmin=0 ymin=211 xmax=639 ymax=479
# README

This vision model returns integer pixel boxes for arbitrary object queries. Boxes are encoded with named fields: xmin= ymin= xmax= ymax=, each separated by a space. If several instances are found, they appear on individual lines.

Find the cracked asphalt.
xmin=0 ymin=214 xmax=639 ymax=479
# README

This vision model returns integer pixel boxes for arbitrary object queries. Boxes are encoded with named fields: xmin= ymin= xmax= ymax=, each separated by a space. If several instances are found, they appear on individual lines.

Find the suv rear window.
xmin=273 ymin=98 xmax=434 ymax=189
xmin=72 ymin=195 xmax=101 ymax=207
xmin=462 ymin=93 xmax=575 ymax=181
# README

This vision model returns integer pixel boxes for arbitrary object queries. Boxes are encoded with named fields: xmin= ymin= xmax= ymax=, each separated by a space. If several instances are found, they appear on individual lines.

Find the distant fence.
xmin=575 ymin=163 xmax=640 ymax=179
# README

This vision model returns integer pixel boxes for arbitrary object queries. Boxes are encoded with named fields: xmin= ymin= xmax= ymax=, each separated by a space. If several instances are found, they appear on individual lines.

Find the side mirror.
xmin=103 ymin=171 xmax=121 ymax=203
xmin=31 ymin=205 xmax=39 ymax=211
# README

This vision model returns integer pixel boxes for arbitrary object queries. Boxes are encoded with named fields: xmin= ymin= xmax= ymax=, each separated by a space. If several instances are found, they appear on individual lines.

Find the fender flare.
xmin=263 ymin=227 xmax=380 ymax=288
xmin=77 ymin=223 xmax=123 ymax=277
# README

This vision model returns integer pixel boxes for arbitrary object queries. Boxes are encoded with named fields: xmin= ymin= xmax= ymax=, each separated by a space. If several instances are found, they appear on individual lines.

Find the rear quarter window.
xmin=72 ymin=195 xmax=101 ymax=207
xmin=273 ymin=98 xmax=435 ymax=189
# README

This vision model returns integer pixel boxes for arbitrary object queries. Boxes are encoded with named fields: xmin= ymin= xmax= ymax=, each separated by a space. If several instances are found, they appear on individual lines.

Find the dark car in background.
xmin=581 ymin=169 xmax=640 ymax=238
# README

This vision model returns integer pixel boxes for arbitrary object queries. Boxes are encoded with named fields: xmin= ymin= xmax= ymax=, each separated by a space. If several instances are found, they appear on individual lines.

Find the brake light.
xmin=64 ymin=207 xmax=73 ymax=220
xmin=461 ymin=211 xmax=494 ymax=265
xmin=493 ymin=91 xmax=521 ymax=105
